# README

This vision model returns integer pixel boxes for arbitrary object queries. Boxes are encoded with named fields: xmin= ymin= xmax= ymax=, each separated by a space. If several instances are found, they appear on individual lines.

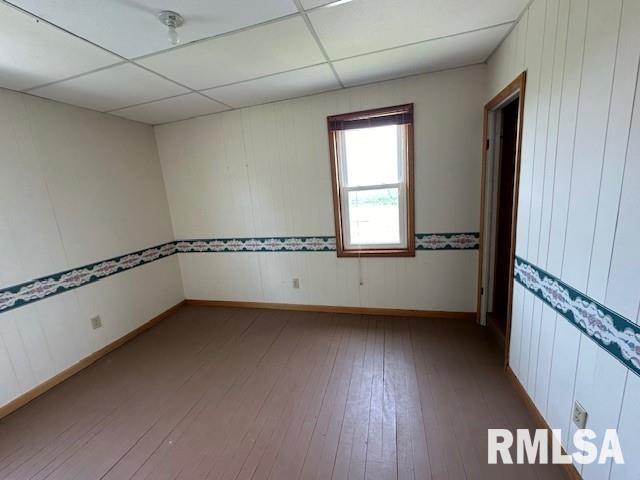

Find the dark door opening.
xmin=490 ymin=98 xmax=519 ymax=336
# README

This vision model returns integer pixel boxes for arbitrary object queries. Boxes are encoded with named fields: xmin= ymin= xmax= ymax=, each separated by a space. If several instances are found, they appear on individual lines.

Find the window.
xmin=328 ymin=104 xmax=415 ymax=257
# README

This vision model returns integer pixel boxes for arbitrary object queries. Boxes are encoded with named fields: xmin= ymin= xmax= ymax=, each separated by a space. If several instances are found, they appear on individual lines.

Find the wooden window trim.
xmin=327 ymin=104 xmax=415 ymax=258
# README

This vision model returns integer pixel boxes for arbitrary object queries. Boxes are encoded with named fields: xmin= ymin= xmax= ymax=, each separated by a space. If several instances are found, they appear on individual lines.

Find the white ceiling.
xmin=137 ymin=17 xmax=326 ymax=90
xmin=0 ymin=0 xmax=529 ymax=125
xmin=202 ymin=64 xmax=340 ymax=108
xmin=111 ymin=93 xmax=228 ymax=124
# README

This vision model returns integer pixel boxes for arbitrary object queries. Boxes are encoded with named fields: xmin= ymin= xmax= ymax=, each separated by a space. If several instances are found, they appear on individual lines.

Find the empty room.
xmin=0 ymin=0 xmax=638 ymax=479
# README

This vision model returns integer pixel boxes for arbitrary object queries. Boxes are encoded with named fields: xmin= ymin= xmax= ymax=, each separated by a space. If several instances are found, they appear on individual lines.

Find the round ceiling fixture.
xmin=158 ymin=10 xmax=184 ymax=46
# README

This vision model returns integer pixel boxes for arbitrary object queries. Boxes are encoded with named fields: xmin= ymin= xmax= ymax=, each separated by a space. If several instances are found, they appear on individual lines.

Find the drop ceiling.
xmin=0 ymin=0 xmax=528 ymax=125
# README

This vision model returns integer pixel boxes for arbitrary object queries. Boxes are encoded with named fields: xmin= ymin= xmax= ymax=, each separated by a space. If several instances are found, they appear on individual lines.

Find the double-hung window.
xmin=328 ymin=104 xmax=415 ymax=257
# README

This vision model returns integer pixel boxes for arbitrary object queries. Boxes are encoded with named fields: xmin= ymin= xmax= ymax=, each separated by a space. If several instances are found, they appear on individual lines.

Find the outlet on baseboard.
xmin=90 ymin=315 xmax=102 ymax=330
xmin=292 ymin=278 xmax=300 ymax=289
xmin=573 ymin=401 xmax=587 ymax=429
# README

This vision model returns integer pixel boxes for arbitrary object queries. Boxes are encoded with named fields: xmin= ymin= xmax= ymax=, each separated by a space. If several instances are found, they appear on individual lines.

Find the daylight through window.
xmin=328 ymin=104 xmax=415 ymax=257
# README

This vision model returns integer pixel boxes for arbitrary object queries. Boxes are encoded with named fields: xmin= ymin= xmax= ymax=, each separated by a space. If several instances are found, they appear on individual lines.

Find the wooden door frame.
xmin=476 ymin=71 xmax=526 ymax=367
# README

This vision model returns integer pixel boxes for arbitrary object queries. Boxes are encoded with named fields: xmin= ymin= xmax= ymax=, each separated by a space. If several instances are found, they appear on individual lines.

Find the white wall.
xmin=155 ymin=65 xmax=486 ymax=312
xmin=0 ymin=89 xmax=184 ymax=407
xmin=487 ymin=0 xmax=640 ymax=478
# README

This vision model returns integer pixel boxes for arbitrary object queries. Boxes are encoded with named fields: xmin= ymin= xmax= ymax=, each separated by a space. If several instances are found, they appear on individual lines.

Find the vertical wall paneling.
xmin=0 ymin=313 xmax=36 ymax=395
xmin=156 ymin=66 xmax=485 ymax=312
xmin=569 ymin=341 xmax=627 ymax=479
xmin=514 ymin=0 xmax=546 ymax=261
xmin=0 ymin=333 xmax=20 ymax=406
xmin=516 ymin=11 xmax=529 ymax=80
xmin=538 ymin=0 xmax=590 ymax=440
xmin=587 ymin=0 xmax=640 ymax=304
xmin=532 ymin=304 xmax=557 ymax=414
xmin=537 ymin=0 xmax=569 ymax=269
xmin=528 ymin=0 xmax=556 ymax=266
xmin=564 ymin=2 xmax=629 ymax=476
xmin=561 ymin=0 xmax=623 ymax=292
xmin=510 ymin=0 xmax=546 ymax=391
xmin=522 ymin=0 xmax=557 ymax=396
xmin=545 ymin=316 xmax=581 ymax=448
xmin=531 ymin=1 xmax=569 ymax=411
xmin=545 ymin=0 xmax=589 ymax=278
xmin=488 ymin=1 xmax=640 ymax=476
xmin=0 ymin=88 xmax=183 ymax=408
xmin=611 ymin=372 xmax=640 ymax=479
xmin=605 ymin=56 xmax=640 ymax=321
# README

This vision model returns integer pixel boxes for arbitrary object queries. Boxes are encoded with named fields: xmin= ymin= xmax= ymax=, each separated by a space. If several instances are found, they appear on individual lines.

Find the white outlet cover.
xmin=573 ymin=401 xmax=588 ymax=429
xmin=91 ymin=315 xmax=102 ymax=330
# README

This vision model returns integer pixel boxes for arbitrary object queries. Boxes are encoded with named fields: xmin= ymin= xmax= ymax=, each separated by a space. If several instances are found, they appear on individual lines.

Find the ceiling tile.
xmin=6 ymin=0 xmax=298 ymax=59
xmin=333 ymin=24 xmax=511 ymax=87
xmin=0 ymin=3 xmax=120 ymax=91
xmin=300 ymin=0 xmax=335 ymax=8
xmin=308 ymin=0 xmax=528 ymax=59
xmin=110 ymin=93 xmax=228 ymax=125
xmin=137 ymin=17 xmax=325 ymax=90
xmin=202 ymin=64 xmax=339 ymax=108
xmin=29 ymin=64 xmax=189 ymax=112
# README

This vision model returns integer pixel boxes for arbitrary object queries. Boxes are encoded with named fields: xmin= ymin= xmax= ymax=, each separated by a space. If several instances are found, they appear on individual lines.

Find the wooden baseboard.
xmin=505 ymin=366 xmax=582 ymax=480
xmin=185 ymin=299 xmax=475 ymax=320
xmin=0 ymin=300 xmax=185 ymax=420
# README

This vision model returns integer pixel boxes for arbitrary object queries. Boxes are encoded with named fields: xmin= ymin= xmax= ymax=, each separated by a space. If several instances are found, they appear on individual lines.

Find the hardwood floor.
xmin=0 ymin=306 xmax=566 ymax=480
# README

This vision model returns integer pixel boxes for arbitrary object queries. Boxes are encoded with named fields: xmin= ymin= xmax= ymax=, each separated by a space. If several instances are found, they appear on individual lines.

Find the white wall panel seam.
xmin=608 ymin=370 xmax=629 ymax=480
xmin=542 ymin=312 xmax=559 ymax=418
xmin=528 ymin=0 xmax=553 ymax=266
xmin=23 ymin=98 xmax=72 ymax=272
xmin=19 ymin=98 xmax=60 ymax=373
xmin=13 ymin=314 xmax=37 ymax=387
xmin=585 ymin=2 xmax=625 ymax=296
xmin=518 ymin=290 xmax=529 ymax=383
xmin=521 ymin=9 xmax=530 ymax=69
xmin=0 ymin=332 xmax=21 ymax=397
xmin=541 ymin=1 xmax=570 ymax=272
xmin=240 ymin=111 xmax=266 ymax=301
xmin=529 ymin=0 xmax=558 ymax=397
xmin=567 ymin=334 xmax=583 ymax=445
xmin=559 ymin=0 xmax=591 ymax=279
xmin=537 ymin=0 xmax=565 ymax=269
xmin=604 ymin=57 xmax=640 ymax=302
xmin=518 ymin=0 xmax=546 ymax=260
xmin=519 ymin=0 xmax=548 ymax=392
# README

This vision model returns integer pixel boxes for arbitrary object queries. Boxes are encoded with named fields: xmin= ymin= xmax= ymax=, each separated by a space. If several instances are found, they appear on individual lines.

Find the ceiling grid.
xmin=0 ymin=0 xmax=529 ymax=124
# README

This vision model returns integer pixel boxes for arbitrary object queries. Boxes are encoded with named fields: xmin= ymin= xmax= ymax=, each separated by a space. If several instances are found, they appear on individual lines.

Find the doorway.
xmin=491 ymin=98 xmax=518 ymax=334
xmin=477 ymin=72 xmax=526 ymax=364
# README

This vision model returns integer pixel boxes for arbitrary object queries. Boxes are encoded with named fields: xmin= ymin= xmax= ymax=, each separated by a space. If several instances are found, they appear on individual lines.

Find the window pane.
xmin=347 ymin=188 xmax=400 ymax=245
xmin=343 ymin=125 xmax=400 ymax=186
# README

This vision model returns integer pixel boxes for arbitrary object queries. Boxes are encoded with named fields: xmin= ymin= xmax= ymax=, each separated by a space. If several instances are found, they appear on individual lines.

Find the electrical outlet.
xmin=90 ymin=315 xmax=102 ymax=330
xmin=292 ymin=278 xmax=300 ymax=289
xmin=572 ymin=401 xmax=587 ymax=429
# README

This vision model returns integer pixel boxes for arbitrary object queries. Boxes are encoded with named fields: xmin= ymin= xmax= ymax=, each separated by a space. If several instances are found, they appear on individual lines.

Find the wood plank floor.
xmin=0 ymin=306 xmax=566 ymax=480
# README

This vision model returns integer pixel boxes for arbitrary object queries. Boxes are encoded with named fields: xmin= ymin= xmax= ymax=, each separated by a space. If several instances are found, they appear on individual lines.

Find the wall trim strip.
xmin=175 ymin=236 xmax=336 ymax=252
xmin=0 ymin=242 xmax=177 ymax=314
xmin=0 ymin=233 xmax=479 ymax=314
xmin=177 ymin=232 xmax=479 ymax=252
xmin=514 ymin=256 xmax=640 ymax=377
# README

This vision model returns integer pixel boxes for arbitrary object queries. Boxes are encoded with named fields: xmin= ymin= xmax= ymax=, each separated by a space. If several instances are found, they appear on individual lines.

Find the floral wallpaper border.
xmin=0 ymin=233 xmax=479 ymax=313
xmin=514 ymin=256 xmax=640 ymax=377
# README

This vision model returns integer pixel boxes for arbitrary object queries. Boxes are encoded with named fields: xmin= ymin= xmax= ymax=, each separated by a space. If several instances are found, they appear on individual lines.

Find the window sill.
xmin=337 ymin=248 xmax=415 ymax=258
